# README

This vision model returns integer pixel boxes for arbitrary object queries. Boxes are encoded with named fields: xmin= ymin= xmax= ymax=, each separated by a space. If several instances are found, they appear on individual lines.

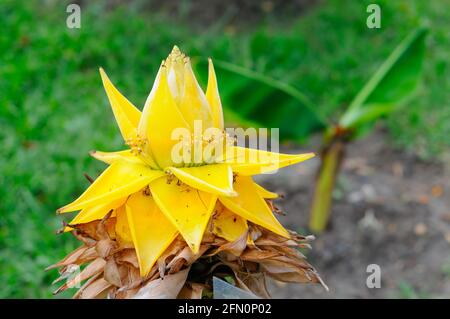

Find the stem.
xmin=309 ymin=138 xmax=345 ymax=233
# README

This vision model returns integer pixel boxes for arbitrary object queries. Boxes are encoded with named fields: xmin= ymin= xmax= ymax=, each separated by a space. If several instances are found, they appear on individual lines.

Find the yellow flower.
xmin=58 ymin=46 xmax=314 ymax=277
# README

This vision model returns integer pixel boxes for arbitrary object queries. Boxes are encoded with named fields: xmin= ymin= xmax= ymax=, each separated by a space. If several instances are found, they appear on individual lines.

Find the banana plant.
xmin=195 ymin=26 xmax=427 ymax=233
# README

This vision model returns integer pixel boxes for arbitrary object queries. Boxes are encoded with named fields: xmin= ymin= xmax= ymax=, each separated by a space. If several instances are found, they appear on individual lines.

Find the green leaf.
xmin=195 ymin=59 xmax=327 ymax=141
xmin=340 ymin=103 xmax=395 ymax=129
xmin=339 ymin=27 xmax=427 ymax=129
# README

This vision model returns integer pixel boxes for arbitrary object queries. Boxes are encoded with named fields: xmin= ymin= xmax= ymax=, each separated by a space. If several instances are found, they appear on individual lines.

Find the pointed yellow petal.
xmin=166 ymin=164 xmax=236 ymax=197
xmin=254 ymin=183 xmax=279 ymax=199
xmin=178 ymin=59 xmax=213 ymax=129
xmin=89 ymin=150 xmax=144 ymax=165
xmin=206 ymin=58 xmax=224 ymax=130
xmin=142 ymin=65 xmax=162 ymax=114
xmin=58 ymin=161 xmax=164 ymax=213
xmin=219 ymin=175 xmax=289 ymax=238
xmin=212 ymin=206 xmax=247 ymax=242
xmin=99 ymin=68 xmax=141 ymax=141
xmin=68 ymin=198 xmax=126 ymax=226
xmin=138 ymin=65 xmax=191 ymax=168
xmin=150 ymin=177 xmax=217 ymax=253
xmin=165 ymin=46 xmax=185 ymax=103
xmin=224 ymin=146 xmax=315 ymax=175
xmin=115 ymin=205 xmax=133 ymax=246
xmin=126 ymin=192 xmax=178 ymax=276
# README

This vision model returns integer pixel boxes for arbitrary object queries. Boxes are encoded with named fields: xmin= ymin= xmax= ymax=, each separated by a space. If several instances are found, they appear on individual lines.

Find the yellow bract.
xmin=219 ymin=175 xmax=289 ymax=238
xmin=89 ymin=150 xmax=142 ymax=165
xmin=58 ymin=161 xmax=164 ymax=213
xmin=206 ymin=59 xmax=224 ymax=130
xmin=212 ymin=206 xmax=248 ymax=242
xmin=166 ymin=164 xmax=236 ymax=197
xmin=99 ymin=68 xmax=141 ymax=142
xmin=178 ymin=61 xmax=213 ymax=129
xmin=224 ymin=146 xmax=315 ymax=175
xmin=138 ymin=65 xmax=191 ymax=169
xmin=115 ymin=205 xmax=133 ymax=246
xmin=150 ymin=177 xmax=217 ymax=253
xmin=254 ymin=183 xmax=279 ymax=199
xmin=60 ymin=46 xmax=315 ymax=277
xmin=68 ymin=198 xmax=126 ymax=226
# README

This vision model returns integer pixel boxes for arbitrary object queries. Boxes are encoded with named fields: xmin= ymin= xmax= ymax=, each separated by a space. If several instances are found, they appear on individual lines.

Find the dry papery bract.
xmin=48 ymin=205 xmax=326 ymax=299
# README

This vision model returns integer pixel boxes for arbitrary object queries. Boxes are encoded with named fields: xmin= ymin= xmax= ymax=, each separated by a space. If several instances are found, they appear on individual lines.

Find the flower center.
xmin=126 ymin=130 xmax=235 ymax=170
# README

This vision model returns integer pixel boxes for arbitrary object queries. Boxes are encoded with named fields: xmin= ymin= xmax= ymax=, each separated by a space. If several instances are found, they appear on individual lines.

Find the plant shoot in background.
xmin=208 ymin=26 xmax=427 ymax=232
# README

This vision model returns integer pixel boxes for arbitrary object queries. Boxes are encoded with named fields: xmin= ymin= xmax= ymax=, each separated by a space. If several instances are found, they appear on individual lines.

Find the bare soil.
xmin=255 ymin=129 xmax=450 ymax=298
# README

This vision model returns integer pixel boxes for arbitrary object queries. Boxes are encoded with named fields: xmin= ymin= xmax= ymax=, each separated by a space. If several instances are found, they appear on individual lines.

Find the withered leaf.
xmin=96 ymin=239 xmax=117 ymax=258
xmin=240 ymin=248 xmax=280 ymax=261
xmin=73 ymin=273 xmax=102 ymax=299
xmin=77 ymin=277 xmax=112 ymax=299
xmin=104 ymin=257 xmax=122 ymax=287
xmin=212 ymin=230 xmax=248 ymax=256
xmin=62 ymin=258 xmax=106 ymax=293
xmin=115 ymin=249 xmax=139 ymax=268
xmin=235 ymin=272 xmax=270 ymax=299
xmin=46 ymin=245 xmax=88 ymax=271
xmin=177 ymin=282 xmax=205 ymax=299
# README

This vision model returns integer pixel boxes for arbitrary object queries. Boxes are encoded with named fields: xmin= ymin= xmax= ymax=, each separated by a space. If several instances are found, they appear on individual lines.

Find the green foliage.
xmin=0 ymin=0 xmax=193 ymax=298
xmin=209 ymin=26 xmax=427 ymax=141
xmin=397 ymin=281 xmax=430 ymax=299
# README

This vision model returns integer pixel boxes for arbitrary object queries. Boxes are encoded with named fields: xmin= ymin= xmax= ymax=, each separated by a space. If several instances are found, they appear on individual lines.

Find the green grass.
xmin=0 ymin=0 xmax=448 ymax=297
xmin=397 ymin=281 xmax=430 ymax=299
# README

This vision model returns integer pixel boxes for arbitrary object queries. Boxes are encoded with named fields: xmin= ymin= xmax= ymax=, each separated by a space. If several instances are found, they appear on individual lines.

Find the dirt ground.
xmin=254 ymin=129 xmax=450 ymax=298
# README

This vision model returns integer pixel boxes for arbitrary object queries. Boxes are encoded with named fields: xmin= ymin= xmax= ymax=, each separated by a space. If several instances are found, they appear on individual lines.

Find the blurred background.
xmin=0 ymin=0 xmax=449 ymax=298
